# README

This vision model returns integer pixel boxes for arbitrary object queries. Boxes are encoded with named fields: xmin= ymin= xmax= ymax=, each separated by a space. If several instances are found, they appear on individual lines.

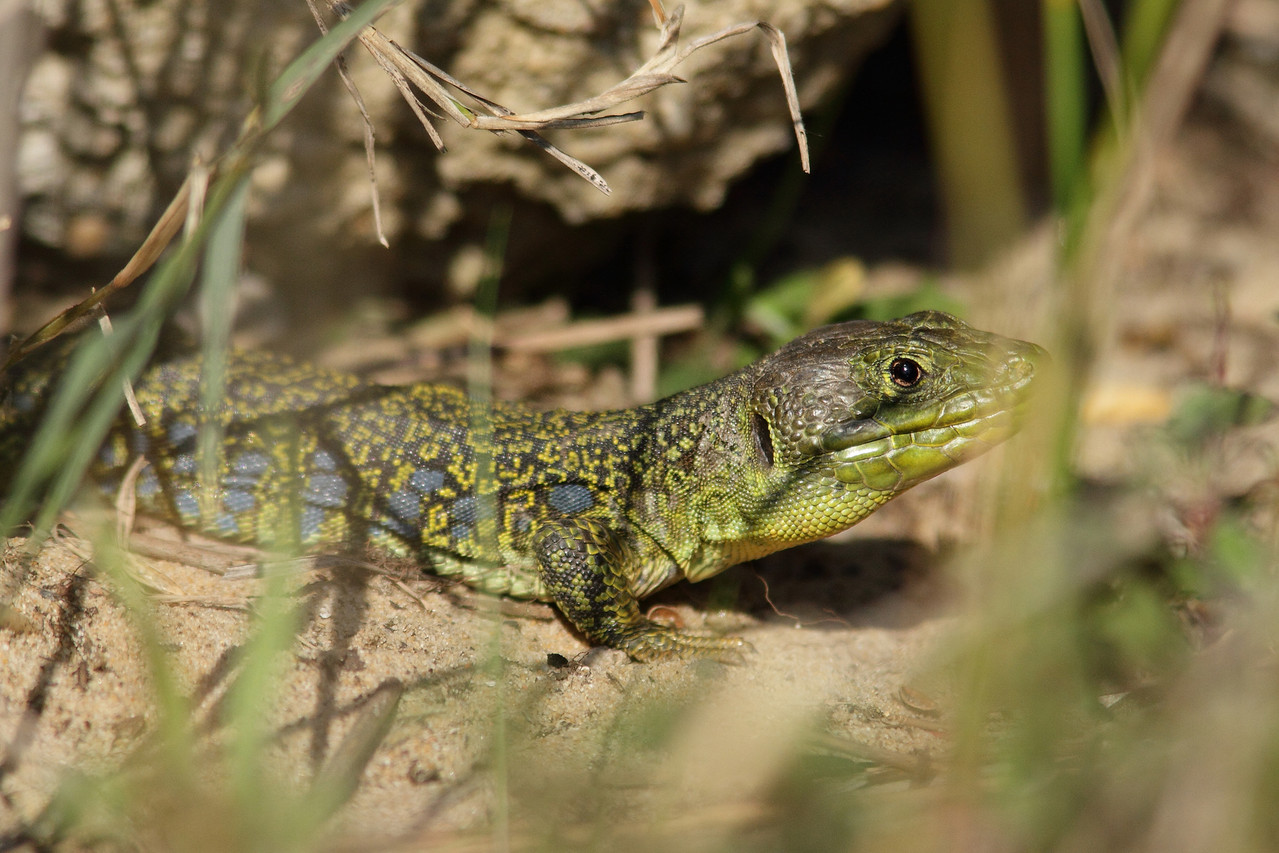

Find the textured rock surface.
xmin=14 ymin=0 xmax=898 ymax=315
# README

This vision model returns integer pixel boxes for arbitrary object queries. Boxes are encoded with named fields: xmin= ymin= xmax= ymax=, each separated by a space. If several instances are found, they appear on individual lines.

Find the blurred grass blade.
xmin=196 ymin=176 xmax=249 ymax=519
xmin=1120 ymin=0 xmax=1182 ymax=94
xmin=97 ymin=540 xmax=199 ymax=781
xmin=223 ymin=559 xmax=303 ymax=842
xmin=468 ymin=206 xmax=510 ymax=557
xmin=305 ymin=680 xmax=403 ymax=823
xmin=1043 ymin=0 xmax=1087 ymax=215
xmin=1 ymin=0 xmax=402 ymax=552
xmin=0 ymin=176 xmax=194 ymax=373
xmin=2 ymin=268 xmax=194 ymax=549
xmin=259 ymin=0 xmax=399 ymax=133
xmin=909 ymin=0 xmax=1027 ymax=267
xmin=1078 ymin=0 xmax=1126 ymax=130
xmin=1 ymin=0 xmax=396 ymax=375
xmin=470 ymin=207 xmax=511 ymax=850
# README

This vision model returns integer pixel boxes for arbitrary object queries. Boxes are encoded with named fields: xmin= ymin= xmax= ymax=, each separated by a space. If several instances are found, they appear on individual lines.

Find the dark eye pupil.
xmin=889 ymin=358 xmax=922 ymax=388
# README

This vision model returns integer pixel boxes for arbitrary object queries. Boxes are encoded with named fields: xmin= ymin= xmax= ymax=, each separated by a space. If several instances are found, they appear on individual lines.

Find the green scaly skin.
xmin=0 ymin=311 xmax=1045 ymax=660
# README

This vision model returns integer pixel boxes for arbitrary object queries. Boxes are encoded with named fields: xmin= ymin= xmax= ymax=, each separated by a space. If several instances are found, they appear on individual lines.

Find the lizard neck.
xmin=620 ymin=374 xmax=783 ymax=593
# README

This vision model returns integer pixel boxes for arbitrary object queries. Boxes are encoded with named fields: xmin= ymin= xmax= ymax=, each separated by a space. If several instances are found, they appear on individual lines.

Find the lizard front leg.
xmin=532 ymin=517 xmax=747 ymax=661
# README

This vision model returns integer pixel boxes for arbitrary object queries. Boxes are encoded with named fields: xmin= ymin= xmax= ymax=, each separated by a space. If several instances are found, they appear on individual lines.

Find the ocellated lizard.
xmin=1 ymin=311 xmax=1044 ymax=660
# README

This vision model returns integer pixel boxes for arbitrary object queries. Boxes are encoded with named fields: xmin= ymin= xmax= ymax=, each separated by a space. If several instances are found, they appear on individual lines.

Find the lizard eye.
xmin=888 ymin=358 xmax=924 ymax=388
xmin=752 ymin=412 xmax=775 ymax=466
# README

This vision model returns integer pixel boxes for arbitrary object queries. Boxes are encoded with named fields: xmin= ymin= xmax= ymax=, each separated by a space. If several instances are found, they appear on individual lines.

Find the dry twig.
xmin=498 ymin=304 xmax=704 ymax=353
xmin=325 ymin=1 xmax=810 ymax=196
xmin=305 ymin=0 xmax=389 ymax=246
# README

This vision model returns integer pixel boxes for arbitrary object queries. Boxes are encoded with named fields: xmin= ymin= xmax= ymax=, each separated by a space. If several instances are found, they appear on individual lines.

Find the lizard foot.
xmin=534 ymin=519 xmax=753 ymax=662
xmin=611 ymin=622 xmax=753 ymax=662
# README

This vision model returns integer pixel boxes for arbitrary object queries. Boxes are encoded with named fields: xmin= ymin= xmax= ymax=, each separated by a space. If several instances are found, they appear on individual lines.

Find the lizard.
xmin=0 ymin=310 xmax=1045 ymax=660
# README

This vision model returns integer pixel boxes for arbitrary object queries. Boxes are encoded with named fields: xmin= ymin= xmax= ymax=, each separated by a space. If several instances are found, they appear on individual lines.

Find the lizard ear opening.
xmin=752 ymin=412 xmax=775 ymax=467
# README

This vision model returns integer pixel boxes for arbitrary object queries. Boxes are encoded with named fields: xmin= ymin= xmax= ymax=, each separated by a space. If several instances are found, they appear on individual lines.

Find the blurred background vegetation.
xmin=2 ymin=0 xmax=1278 ymax=850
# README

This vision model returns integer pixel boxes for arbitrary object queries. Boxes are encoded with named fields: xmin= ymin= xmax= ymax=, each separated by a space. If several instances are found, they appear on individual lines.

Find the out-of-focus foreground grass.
xmin=3 ymin=0 xmax=1277 ymax=850
xmin=876 ymin=1 xmax=1279 ymax=852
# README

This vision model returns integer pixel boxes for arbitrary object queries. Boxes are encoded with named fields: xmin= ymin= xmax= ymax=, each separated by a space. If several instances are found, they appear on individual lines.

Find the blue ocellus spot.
xmin=303 ymin=473 xmax=348 ymax=508
xmin=310 ymin=448 xmax=338 ymax=472
xmin=172 ymin=453 xmax=196 ymax=475
xmin=215 ymin=512 xmax=240 ymax=535
xmin=167 ymin=420 xmax=198 ymax=448
xmin=136 ymin=468 xmax=161 ymax=498
xmin=452 ymin=496 xmax=477 ymax=524
xmin=224 ymin=451 xmax=270 ymax=489
xmin=549 ymin=484 xmax=593 ymax=515
xmin=222 ymin=489 xmax=255 ymax=513
xmin=223 ymin=473 xmax=256 ymax=489
xmin=409 ymin=468 xmax=445 ymax=495
xmin=386 ymin=490 xmax=421 ymax=522
xmin=451 ymin=524 xmax=473 ymax=544
xmin=173 ymin=490 xmax=200 ymax=519
xmin=379 ymin=515 xmax=416 ymax=539
xmin=300 ymin=505 xmax=325 ymax=541
xmin=233 ymin=451 xmax=271 ymax=475
xmin=10 ymin=393 xmax=35 ymax=414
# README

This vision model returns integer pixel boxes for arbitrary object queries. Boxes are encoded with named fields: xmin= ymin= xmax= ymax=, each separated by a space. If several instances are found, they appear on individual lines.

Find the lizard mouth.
xmin=814 ymin=344 xmax=1043 ymax=491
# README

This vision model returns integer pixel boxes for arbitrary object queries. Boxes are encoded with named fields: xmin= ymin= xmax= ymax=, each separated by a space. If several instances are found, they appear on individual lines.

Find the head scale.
xmin=747 ymin=310 xmax=1044 ymax=507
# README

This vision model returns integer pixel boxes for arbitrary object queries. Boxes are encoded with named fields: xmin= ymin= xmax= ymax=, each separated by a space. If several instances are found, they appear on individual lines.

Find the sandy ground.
xmin=1 ymin=100 xmax=1278 ymax=847
xmin=0 ymin=504 xmax=963 ymax=846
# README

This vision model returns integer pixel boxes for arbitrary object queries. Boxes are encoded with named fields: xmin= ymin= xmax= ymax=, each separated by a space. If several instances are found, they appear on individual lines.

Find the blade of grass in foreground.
xmin=909 ymin=0 xmax=1027 ymax=267
xmin=1043 ymin=0 xmax=1087 ymax=217
xmin=0 ymin=0 xmax=400 ymax=557
xmin=933 ymin=1 xmax=1256 ymax=850
xmin=6 ymin=5 xmax=406 ymax=848
xmin=470 ymin=205 xmax=513 ymax=853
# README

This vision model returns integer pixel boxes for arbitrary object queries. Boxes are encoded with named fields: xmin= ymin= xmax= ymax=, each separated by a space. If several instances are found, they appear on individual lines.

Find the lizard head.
xmin=742 ymin=310 xmax=1045 ymax=539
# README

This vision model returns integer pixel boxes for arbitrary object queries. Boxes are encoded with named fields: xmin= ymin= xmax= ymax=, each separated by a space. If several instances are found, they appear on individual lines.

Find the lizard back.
xmin=61 ymin=351 xmax=658 ymax=600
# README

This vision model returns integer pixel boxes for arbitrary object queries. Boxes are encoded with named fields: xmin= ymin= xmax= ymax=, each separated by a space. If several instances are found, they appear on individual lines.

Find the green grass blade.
xmin=1 ymin=0 xmax=395 ymax=549
xmin=1043 ymin=0 xmax=1087 ymax=215
xmin=1120 ymin=0 xmax=1181 ymax=93
xmin=260 ymin=0 xmax=399 ymax=132
xmin=196 ymin=176 xmax=249 ymax=518
xmin=223 ymin=564 xmax=304 ymax=849
xmin=909 ymin=0 xmax=1027 ymax=267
